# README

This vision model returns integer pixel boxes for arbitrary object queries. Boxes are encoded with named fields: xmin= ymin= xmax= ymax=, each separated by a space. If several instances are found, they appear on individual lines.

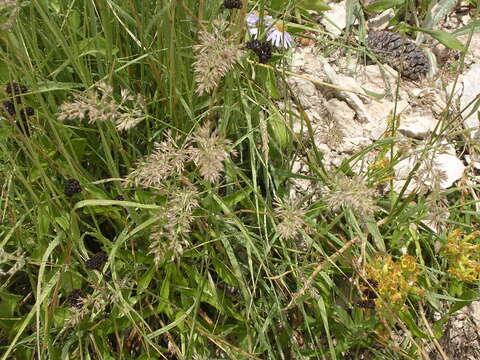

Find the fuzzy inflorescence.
xmin=127 ymin=123 xmax=234 ymax=187
xmin=58 ymin=82 xmax=146 ymax=131
xmin=188 ymin=123 xmax=235 ymax=184
xmin=0 ymin=1 xmax=19 ymax=31
xmin=274 ymin=197 xmax=307 ymax=241
xmin=323 ymin=174 xmax=378 ymax=220
xmin=149 ymin=185 xmax=200 ymax=266
xmin=193 ymin=20 xmax=244 ymax=95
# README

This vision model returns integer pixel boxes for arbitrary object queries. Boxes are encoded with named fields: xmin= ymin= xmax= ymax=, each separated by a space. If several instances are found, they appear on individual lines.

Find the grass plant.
xmin=0 ymin=0 xmax=479 ymax=359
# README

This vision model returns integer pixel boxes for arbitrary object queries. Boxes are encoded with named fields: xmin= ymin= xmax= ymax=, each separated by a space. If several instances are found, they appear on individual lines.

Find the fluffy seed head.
xmin=188 ymin=123 xmax=235 ymax=184
xmin=274 ymin=196 xmax=307 ymax=241
xmin=323 ymin=174 xmax=378 ymax=219
xmin=126 ymin=132 xmax=190 ymax=188
xmin=193 ymin=20 xmax=244 ymax=95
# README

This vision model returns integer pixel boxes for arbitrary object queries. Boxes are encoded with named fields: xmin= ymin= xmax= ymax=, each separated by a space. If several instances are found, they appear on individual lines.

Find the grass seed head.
xmin=323 ymin=174 xmax=378 ymax=220
xmin=274 ymin=196 xmax=307 ymax=241
xmin=188 ymin=122 xmax=235 ymax=184
xmin=193 ymin=20 xmax=244 ymax=95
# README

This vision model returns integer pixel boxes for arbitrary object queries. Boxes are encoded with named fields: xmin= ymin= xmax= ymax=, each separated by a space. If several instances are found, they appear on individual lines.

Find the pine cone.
xmin=85 ymin=251 xmax=107 ymax=271
xmin=64 ymin=178 xmax=82 ymax=197
xmin=367 ymin=31 xmax=429 ymax=80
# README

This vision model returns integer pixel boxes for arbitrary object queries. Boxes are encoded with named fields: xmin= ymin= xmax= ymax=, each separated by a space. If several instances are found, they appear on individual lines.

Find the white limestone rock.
xmin=398 ymin=111 xmax=438 ymax=139
xmin=320 ymin=2 xmax=347 ymax=37
xmin=368 ymin=9 xmax=395 ymax=31
xmin=393 ymin=145 xmax=465 ymax=196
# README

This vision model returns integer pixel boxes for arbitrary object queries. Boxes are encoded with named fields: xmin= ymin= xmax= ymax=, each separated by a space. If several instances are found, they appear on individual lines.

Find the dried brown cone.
xmin=367 ymin=31 xmax=429 ymax=80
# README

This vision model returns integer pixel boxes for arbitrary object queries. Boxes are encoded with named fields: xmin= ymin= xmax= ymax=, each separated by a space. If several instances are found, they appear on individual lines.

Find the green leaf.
xmin=398 ymin=310 xmax=429 ymax=339
xmin=266 ymin=69 xmax=281 ymax=100
xmin=0 ymin=290 xmax=22 ymax=318
xmin=454 ymin=20 xmax=480 ymax=36
xmin=423 ymin=0 xmax=457 ymax=29
xmin=298 ymin=0 xmax=331 ymax=12
xmin=400 ymin=24 xmax=466 ymax=51
xmin=364 ymin=0 xmax=405 ymax=13
xmin=137 ymin=265 xmax=156 ymax=295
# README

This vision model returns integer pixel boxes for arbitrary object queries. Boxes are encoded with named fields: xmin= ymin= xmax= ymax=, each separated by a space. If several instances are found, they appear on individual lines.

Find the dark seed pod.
xmin=245 ymin=39 xmax=262 ymax=51
xmin=23 ymin=106 xmax=34 ymax=116
xmin=3 ymin=100 xmax=16 ymax=116
xmin=367 ymin=31 xmax=429 ymax=80
xmin=223 ymin=0 xmax=242 ymax=9
xmin=361 ymin=278 xmax=379 ymax=299
xmin=257 ymin=41 xmax=273 ymax=63
xmin=246 ymin=40 xmax=273 ymax=63
xmin=64 ymin=178 xmax=82 ymax=197
xmin=85 ymin=251 xmax=108 ymax=271
xmin=355 ymin=299 xmax=375 ymax=309
xmin=66 ymin=289 xmax=85 ymax=308
xmin=5 ymin=82 xmax=28 ymax=96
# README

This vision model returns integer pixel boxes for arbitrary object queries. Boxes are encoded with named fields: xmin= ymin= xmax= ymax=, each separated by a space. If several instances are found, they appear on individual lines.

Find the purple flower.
xmin=266 ymin=23 xmax=295 ymax=49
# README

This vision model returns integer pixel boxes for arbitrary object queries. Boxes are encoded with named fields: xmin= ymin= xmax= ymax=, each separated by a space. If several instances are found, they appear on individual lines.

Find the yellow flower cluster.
xmin=365 ymin=254 xmax=424 ymax=311
xmin=442 ymin=229 xmax=480 ymax=282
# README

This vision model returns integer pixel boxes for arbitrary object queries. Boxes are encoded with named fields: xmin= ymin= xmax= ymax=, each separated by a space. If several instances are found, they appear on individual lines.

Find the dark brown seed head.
xmin=66 ymin=289 xmax=85 ymax=308
xmin=85 ymin=251 xmax=108 ymax=271
xmin=24 ymin=107 xmax=34 ymax=116
xmin=223 ymin=0 xmax=242 ymax=9
xmin=3 ymin=100 xmax=16 ymax=116
xmin=64 ymin=178 xmax=82 ymax=197
xmin=355 ymin=299 xmax=375 ymax=309
xmin=5 ymin=82 xmax=28 ymax=97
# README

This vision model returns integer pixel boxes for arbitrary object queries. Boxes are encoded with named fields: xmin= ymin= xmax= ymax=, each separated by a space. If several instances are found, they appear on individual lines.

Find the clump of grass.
xmin=0 ymin=0 xmax=478 ymax=358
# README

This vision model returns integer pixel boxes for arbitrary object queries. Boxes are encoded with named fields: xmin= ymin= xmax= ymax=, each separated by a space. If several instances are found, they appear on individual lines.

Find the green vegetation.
xmin=0 ymin=0 xmax=479 ymax=359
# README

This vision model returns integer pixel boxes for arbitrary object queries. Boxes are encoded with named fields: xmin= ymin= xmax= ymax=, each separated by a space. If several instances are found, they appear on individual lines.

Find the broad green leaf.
xmin=0 ymin=290 xmax=22 ymax=318
xmin=364 ymin=0 xmax=405 ymax=13
xmin=137 ymin=265 xmax=156 ymax=295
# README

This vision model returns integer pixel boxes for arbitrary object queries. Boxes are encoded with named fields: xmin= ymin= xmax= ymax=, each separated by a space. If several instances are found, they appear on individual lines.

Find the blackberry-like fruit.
xmin=5 ymin=82 xmax=28 ymax=96
xmin=114 ymin=195 xmax=124 ymax=201
xmin=257 ymin=41 xmax=273 ymax=63
xmin=355 ymin=299 xmax=375 ymax=309
xmin=245 ymin=39 xmax=262 ymax=51
xmin=24 ymin=106 xmax=34 ymax=116
xmin=246 ymin=40 xmax=272 ymax=63
xmin=64 ymin=178 xmax=82 ymax=197
xmin=66 ymin=289 xmax=85 ymax=308
xmin=3 ymin=100 xmax=16 ymax=116
xmin=223 ymin=0 xmax=242 ymax=9
xmin=5 ymin=82 xmax=28 ymax=104
xmin=367 ymin=31 xmax=429 ymax=80
xmin=85 ymin=251 xmax=107 ymax=270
